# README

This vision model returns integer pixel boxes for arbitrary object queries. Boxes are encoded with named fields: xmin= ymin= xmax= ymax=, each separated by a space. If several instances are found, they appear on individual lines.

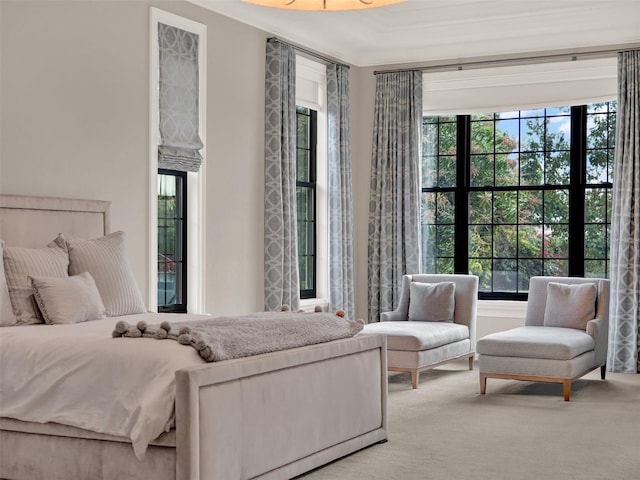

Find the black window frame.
xmin=157 ymin=168 xmax=188 ymax=313
xmin=296 ymin=106 xmax=318 ymax=300
xmin=421 ymin=103 xmax=615 ymax=300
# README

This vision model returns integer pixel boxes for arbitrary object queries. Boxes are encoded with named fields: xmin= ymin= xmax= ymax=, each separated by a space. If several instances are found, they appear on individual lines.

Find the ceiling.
xmin=189 ymin=0 xmax=640 ymax=67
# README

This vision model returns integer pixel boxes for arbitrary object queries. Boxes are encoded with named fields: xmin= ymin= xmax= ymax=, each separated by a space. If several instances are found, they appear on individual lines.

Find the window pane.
xmin=518 ymin=190 xmax=542 ymax=224
xmin=584 ymin=224 xmax=608 ymax=259
xmin=544 ymin=190 xmax=568 ymax=224
xmin=436 ymin=192 xmax=455 ymax=224
xmin=521 ymin=118 xmax=543 ymax=151
xmin=494 ymin=191 xmax=517 ymax=224
xmin=469 ymin=191 xmax=492 ymax=225
xmin=518 ymin=226 xmax=543 ymax=258
xmin=471 ymin=120 xmax=494 ymax=153
xmin=585 ymin=260 xmax=607 ymax=278
xmin=493 ymin=225 xmax=517 ymax=257
xmin=469 ymin=258 xmax=492 ymax=292
xmin=493 ymin=259 xmax=517 ymax=292
xmin=545 ymin=151 xmax=570 ymax=185
xmin=296 ymin=106 xmax=316 ymax=297
xmin=585 ymin=188 xmax=607 ymax=223
xmin=520 ymin=152 xmax=544 ymax=185
xmin=469 ymin=225 xmax=492 ymax=258
xmin=436 ymin=225 xmax=455 ymax=257
xmin=158 ymin=171 xmax=185 ymax=311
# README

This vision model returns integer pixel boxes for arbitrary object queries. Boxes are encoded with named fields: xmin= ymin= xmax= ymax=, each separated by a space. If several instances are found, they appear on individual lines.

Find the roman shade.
xmin=158 ymin=23 xmax=203 ymax=172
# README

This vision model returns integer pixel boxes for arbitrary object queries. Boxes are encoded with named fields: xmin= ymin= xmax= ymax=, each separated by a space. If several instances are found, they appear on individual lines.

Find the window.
xmin=150 ymin=9 xmax=206 ymax=313
xmin=296 ymin=106 xmax=317 ymax=299
xmin=295 ymin=55 xmax=327 ymax=304
xmin=422 ymin=101 xmax=616 ymax=300
xmin=158 ymin=170 xmax=187 ymax=312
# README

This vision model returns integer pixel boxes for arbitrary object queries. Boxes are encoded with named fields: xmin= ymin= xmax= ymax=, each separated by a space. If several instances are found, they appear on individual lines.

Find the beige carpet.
xmin=301 ymin=360 xmax=640 ymax=480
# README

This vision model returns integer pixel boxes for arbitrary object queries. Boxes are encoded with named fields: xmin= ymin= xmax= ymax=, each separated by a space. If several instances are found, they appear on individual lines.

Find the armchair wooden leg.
xmin=601 ymin=364 xmax=607 ymax=380
xmin=563 ymin=380 xmax=571 ymax=401
xmin=468 ymin=355 xmax=475 ymax=370
xmin=479 ymin=373 xmax=487 ymax=395
xmin=411 ymin=370 xmax=419 ymax=389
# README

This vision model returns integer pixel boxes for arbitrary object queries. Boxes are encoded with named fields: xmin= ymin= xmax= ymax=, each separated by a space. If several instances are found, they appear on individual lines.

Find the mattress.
xmin=0 ymin=313 xmax=209 ymax=458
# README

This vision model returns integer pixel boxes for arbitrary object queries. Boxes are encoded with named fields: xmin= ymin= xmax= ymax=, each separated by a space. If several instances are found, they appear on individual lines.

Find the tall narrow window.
xmin=296 ymin=106 xmax=317 ymax=299
xmin=158 ymin=170 xmax=187 ymax=312
xmin=151 ymin=11 xmax=206 ymax=313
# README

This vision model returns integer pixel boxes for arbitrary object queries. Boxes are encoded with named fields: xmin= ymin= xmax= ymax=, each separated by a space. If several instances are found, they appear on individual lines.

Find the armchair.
xmin=477 ymin=276 xmax=610 ymax=401
xmin=362 ymin=274 xmax=478 ymax=389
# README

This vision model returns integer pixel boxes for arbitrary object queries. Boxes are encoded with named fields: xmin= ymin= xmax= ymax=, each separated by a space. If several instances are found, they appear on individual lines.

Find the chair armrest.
xmin=380 ymin=310 xmax=406 ymax=322
xmin=586 ymin=316 xmax=608 ymax=366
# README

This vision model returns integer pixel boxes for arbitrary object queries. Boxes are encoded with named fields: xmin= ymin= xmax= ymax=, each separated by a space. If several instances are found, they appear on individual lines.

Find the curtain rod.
xmin=268 ymin=37 xmax=349 ymax=68
xmin=374 ymin=42 xmax=640 ymax=75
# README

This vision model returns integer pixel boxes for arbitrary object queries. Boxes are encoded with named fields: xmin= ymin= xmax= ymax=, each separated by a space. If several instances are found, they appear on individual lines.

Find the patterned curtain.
xmin=158 ymin=23 xmax=203 ymax=172
xmin=367 ymin=71 xmax=422 ymax=322
xmin=263 ymin=40 xmax=300 ymax=311
xmin=608 ymin=50 xmax=640 ymax=373
xmin=327 ymin=64 xmax=355 ymax=319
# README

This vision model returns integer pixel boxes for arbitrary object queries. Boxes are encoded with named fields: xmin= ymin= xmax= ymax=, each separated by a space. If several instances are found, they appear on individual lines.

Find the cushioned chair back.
xmin=398 ymin=274 xmax=479 ymax=345
xmin=525 ymin=276 xmax=610 ymax=327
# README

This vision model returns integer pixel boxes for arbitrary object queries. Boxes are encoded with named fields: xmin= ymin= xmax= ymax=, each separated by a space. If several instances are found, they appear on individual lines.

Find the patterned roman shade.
xmin=158 ymin=23 xmax=203 ymax=172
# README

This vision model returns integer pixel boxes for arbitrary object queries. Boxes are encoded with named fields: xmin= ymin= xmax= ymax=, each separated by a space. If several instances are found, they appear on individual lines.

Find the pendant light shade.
xmin=244 ymin=0 xmax=405 ymax=11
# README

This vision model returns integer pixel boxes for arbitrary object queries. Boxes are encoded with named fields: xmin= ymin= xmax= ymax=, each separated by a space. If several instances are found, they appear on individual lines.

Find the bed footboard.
xmin=175 ymin=334 xmax=387 ymax=480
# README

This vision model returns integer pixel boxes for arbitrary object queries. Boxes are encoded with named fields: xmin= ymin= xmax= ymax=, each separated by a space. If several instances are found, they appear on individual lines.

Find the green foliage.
xmin=422 ymin=102 xmax=616 ymax=291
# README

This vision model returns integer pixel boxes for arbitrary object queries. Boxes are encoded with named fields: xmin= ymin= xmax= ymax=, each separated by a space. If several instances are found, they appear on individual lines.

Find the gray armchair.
xmin=362 ymin=274 xmax=478 ymax=388
xmin=477 ymin=276 xmax=610 ymax=401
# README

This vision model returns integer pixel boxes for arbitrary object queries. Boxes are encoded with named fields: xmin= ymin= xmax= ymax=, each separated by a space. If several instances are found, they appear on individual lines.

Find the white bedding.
xmin=0 ymin=313 xmax=209 ymax=458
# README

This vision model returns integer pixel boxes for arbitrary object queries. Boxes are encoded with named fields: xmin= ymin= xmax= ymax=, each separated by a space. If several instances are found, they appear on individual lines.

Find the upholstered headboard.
xmin=0 ymin=195 xmax=111 ymax=248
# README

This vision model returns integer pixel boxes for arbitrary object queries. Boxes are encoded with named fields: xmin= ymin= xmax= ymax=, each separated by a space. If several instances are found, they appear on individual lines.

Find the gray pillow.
xmin=543 ymin=282 xmax=597 ymax=330
xmin=408 ymin=282 xmax=456 ymax=322
xmin=63 ymin=231 xmax=147 ymax=317
xmin=30 ymin=272 xmax=106 ymax=325
xmin=2 ymin=237 xmax=69 ymax=325
xmin=0 ymin=241 xmax=18 ymax=327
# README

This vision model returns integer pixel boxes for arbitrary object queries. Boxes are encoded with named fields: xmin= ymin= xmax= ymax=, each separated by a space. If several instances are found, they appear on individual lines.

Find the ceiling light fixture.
xmin=244 ymin=0 xmax=405 ymax=11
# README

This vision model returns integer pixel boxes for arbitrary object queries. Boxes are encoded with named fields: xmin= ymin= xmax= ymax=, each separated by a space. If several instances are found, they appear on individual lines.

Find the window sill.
xmin=477 ymin=299 xmax=527 ymax=320
xmin=299 ymin=298 xmax=329 ymax=313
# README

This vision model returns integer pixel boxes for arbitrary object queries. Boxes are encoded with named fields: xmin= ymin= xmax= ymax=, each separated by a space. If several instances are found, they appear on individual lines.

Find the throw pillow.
xmin=408 ymin=281 xmax=456 ymax=322
xmin=543 ymin=282 xmax=597 ymax=330
xmin=0 ymin=240 xmax=18 ymax=327
xmin=30 ymin=272 xmax=106 ymax=325
xmin=63 ymin=231 xmax=147 ymax=317
xmin=3 ymin=237 xmax=69 ymax=325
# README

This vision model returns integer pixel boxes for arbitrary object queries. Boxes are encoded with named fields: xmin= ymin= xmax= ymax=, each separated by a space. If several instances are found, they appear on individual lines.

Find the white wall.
xmin=0 ymin=0 xmax=268 ymax=315
xmin=0 ymin=0 xmax=526 ymax=334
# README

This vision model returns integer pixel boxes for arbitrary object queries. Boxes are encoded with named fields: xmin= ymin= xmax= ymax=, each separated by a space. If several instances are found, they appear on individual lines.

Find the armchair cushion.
xmin=543 ymin=282 xmax=597 ymax=330
xmin=477 ymin=326 xmax=595 ymax=361
xmin=408 ymin=282 xmax=455 ymax=322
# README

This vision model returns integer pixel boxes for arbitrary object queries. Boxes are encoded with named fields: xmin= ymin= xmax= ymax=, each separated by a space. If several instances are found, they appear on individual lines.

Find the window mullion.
xmin=568 ymin=105 xmax=586 ymax=276
xmin=454 ymin=115 xmax=470 ymax=274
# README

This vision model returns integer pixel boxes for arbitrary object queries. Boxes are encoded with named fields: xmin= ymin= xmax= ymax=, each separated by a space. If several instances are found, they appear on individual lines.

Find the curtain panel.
xmin=158 ymin=23 xmax=203 ymax=172
xmin=327 ymin=64 xmax=355 ymax=319
xmin=263 ymin=40 xmax=300 ymax=311
xmin=608 ymin=50 xmax=640 ymax=373
xmin=367 ymin=71 xmax=423 ymax=322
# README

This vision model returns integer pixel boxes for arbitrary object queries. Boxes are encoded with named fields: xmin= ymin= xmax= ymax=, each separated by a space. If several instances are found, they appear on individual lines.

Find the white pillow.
xmin=543 ymin=282 xmax=597 ymax=330
xmin=30 ymin=272 xmax=106 ymax=325
xmin=0 ymin=241 xmax=18 ymax=327
xmin=2 ymin=237 xmax=69 ymax=325
xmin=63 ymin=231 xmax=147 ymax=317
xmin=408 ymin=282 xmax=456 ymax=322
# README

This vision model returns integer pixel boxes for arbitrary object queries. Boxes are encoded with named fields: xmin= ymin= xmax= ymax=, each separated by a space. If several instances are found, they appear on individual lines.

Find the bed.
xmin=0 ymin=194 xmax=388 ymax=480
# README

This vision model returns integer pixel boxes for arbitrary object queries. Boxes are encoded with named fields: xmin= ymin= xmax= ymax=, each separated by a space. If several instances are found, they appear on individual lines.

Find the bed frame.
xmin=0 ymin=194 xmax=388 ymax=480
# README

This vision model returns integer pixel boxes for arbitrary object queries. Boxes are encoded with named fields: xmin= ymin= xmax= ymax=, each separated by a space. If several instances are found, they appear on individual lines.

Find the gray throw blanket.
xmin=113 ymin=311 xmax=364 ymax=362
